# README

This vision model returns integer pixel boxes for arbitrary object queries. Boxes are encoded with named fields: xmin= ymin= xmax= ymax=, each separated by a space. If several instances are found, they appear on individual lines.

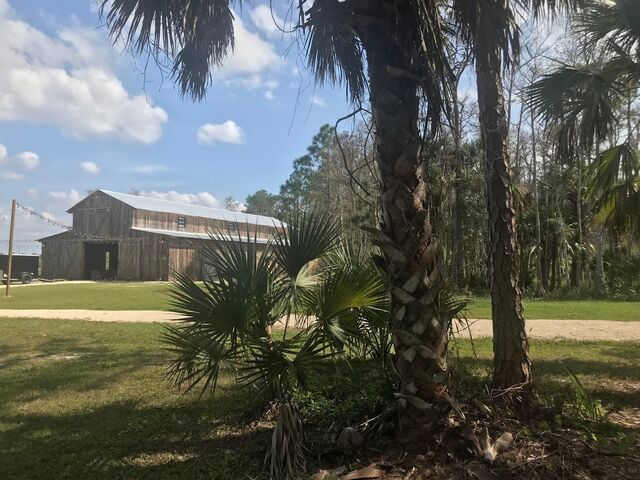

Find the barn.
xmin=39 ymin=190 xmax=283 ymax=281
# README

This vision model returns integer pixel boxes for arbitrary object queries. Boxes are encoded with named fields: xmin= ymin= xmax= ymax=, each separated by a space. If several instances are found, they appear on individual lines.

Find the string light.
xmin=15 ymin=203 xmax=72 ymax=230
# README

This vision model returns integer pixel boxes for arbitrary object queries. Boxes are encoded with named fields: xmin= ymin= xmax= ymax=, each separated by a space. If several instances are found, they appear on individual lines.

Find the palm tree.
xmin=166 ymin=212 xmax=389 ymax=479
xmin=452 ymin=0 xmax=584 ymax=390
xmin=452 ymin=0 xmax=528 ymax=390
xmin=101 ymin=0 xmax=454 ymax=442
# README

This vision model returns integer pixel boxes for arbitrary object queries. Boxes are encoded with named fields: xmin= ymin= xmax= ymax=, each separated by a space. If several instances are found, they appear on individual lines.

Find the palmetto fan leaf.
xmin=304 ymin=3 xmax=366 ymax=102
xmin=170 ymin=272 xmax=260 ymax=343
xmin=527 ymin=64 xmax=625 ymax=150
xmin=306 ymin=262 xmax=388 ymax=350
xmin=584 ymin=143 xmax=640 ymax=238
xmin=304 ymin=0 xmax=451 ymax=122
xmin=162 ymin=323 xmax=238 ymax=394
xmin=272 ymin=210 xmax=341 ymax=281
xmin=577 ymin=0 xmax=640 ymax=59
xmin=102 ymin=0 xmax=236 ymax=99
xmin=240 ymin=335 xmax=332 ymax=397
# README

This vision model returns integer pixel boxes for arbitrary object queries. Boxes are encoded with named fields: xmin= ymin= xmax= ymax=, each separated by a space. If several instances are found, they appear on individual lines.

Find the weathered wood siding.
xmin=133 ymin=209 xmax=278 ymax=239
xmin=40 ymin=233 xmax=83 ymax=280
xmin=168 ymin=242 xmax=200 ymax=281
xmin=69 ymin=190 xmax=133 ymax=236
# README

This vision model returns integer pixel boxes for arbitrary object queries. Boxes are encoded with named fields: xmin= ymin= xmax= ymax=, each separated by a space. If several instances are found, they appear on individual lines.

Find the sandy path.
xmin=1 ymin=309 xmax=639 ymax=341
xmin=0 ymin=309 xmax=180 ymax=323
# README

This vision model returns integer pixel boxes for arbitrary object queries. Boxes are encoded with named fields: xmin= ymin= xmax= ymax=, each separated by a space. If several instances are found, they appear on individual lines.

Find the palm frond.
xmin=576 ymin=0 xmax=640 ymax=58
xmin=102 ymin=0 xmax=235 ymax=100
xmin=304 ymin=0 xmax=366 ymax=102
xmin=527 ymin=64 xmax=625 ymax=149
xmin=584 ymin=143 xmax=640 ymax=238
xmin=240 ymin=335 xmax=331 ymax=397
xmin=452 ymin=0 xmax=520 ymax=67
xmin=169 ymin=272 xmax=260 ymax=343
xmin=306 ymin=262 xmax=388 ymax=350
xmin=162 ymin=323 xmax=239 ymax=395
xmin=272 ymin=210 xmax=341 ymax=280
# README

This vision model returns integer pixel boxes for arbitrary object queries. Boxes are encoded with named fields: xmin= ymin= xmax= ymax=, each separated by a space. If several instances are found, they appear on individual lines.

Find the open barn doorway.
xmin=83 ymin=242 xmax=118 ymax=280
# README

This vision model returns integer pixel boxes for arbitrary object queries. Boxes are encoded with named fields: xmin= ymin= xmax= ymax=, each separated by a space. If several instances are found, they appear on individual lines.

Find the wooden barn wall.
xmin=167 ymin=238 xmax=204 ymax=281
xmin=70 ymin=191 xmax=133 ymax=236
xmin=116 ymin=232 xmax=169 ymax=281
xmin=133 ymin=210 xmax=279 ymax=239
xmin=40 ymin=237 xmax=83 ymax=280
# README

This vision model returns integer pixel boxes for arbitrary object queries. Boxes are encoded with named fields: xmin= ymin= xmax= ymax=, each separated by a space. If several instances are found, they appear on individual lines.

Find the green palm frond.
xmin=584 ymin=143 xmax=640 ymax=238
xmin=304 ymin=0 xmax=365 ymax=102
xmin=306 ymin=263 xmax=388 ymax=350
xmin=162 ymin=323 xmax=239 ymax=395
xmin=170 ymin=272 xmax=260 ymax=342
xmin=102 ymin=0 xmax=235 ymax=100
xmin=527 ymin=64 xmax=625 ymax=149
xmin=577 ymin=0 xmax=640 ymax=58
xmin=272 ymin=210 xmax=341 ymax=280
xmin=240 ymin=335 xmax=331 ymax=397
xmin=452 ymin=0 xmax=520 ymax=66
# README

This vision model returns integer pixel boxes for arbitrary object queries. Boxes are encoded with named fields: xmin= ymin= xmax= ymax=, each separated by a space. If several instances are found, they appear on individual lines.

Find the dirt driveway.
xmin=1 ymin=309 xmax=640 ymax=341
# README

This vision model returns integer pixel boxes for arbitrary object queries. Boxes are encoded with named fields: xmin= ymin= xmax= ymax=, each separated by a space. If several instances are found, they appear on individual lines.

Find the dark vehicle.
xmin=0 ymin=254 xmax=39 ymax=284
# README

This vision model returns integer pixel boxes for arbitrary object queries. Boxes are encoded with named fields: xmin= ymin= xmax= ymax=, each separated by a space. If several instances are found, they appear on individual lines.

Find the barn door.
xmin=168 ymin=245 xmax=199 ymax=281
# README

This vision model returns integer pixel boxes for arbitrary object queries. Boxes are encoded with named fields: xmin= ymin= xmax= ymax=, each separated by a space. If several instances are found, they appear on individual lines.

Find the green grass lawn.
xmin=0 ymin=283 xmax=174 ymax=310
xmin=464 ymin=297 xmax=640 ymax=321
xmin=1 ymin=282 xmax=639 ymax=320
xmin=1 ymin=318 xmax=638 ymax=479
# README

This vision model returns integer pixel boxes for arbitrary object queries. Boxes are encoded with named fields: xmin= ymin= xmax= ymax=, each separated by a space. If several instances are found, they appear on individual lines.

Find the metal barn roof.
xmin=99 ymin=190 xmax=282 ymax=227
xmin=131 ymin=227 xmax=270 ymax=244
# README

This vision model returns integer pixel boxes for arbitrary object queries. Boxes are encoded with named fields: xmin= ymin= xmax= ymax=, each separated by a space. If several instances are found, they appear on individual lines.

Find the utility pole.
xmin=5 ymin=199 xmax=16 ymax=297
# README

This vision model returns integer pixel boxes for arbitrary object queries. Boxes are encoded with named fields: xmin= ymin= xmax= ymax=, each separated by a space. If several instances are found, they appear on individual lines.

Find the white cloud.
xmin=212 ymin=16 xmax=283 ymax=96
xmin=311 ymin=95 xmax=326 ymax=107
xmin=0 ymin=2 xmax=168 ymax=143
xmin=250 ymin=5 xmax=285 ymax=38
xmin=136 ymin=190 xmax=222 ymax=209
xmin=124 ymin=164 xmax=169 ymax=174
xmin=26 ymin=188 xmax=38 ymax=198
xmin=197 ymin=121 xmax=245 ymax=145
xmin=41 ymin=211 xmax=56 ymax=221
xmin=80 ymin=161 xmax=100 ymax=175
xmin=0 ymin=143 xmax=6 ymax=162
xmin=48 ymin=189 xmax=82 ymax=207
xmin=264 ymin=91 xmax=275 ymax=100
xmin=16 ymin=151 xmax=39 ymax=170
xmin=1 ymin=172 xmax=24 ymax=180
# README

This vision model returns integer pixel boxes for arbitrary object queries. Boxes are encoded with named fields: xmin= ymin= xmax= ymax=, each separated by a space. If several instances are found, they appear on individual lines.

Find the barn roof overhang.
xmin=131 ymin=227 xmax=271 ymax=244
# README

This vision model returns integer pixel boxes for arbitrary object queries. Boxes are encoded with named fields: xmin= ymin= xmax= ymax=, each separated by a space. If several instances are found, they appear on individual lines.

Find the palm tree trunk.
xmin=475 ymin=40 xmax=531 ymax=389
xmin=366 ymin=39 xmax=450 ymax=441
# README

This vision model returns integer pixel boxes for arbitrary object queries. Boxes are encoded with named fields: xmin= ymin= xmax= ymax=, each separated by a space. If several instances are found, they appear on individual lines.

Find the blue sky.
xmin=0 ymin=0 xmax=351 ymax=253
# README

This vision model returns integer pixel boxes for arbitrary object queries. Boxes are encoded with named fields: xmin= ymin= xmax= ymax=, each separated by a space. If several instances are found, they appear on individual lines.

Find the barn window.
xmin=178 ymin=216 xmax=187 ymax=228
xmin=227 ymin=222 xmax=237 ymax=232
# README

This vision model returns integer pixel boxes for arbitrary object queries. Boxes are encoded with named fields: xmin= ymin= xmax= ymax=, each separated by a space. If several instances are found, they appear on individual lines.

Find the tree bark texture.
xmin=474 ymin=25 xmax=531 ymax=389
xmin=365 ymin=30 xmax=450 ymax=441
